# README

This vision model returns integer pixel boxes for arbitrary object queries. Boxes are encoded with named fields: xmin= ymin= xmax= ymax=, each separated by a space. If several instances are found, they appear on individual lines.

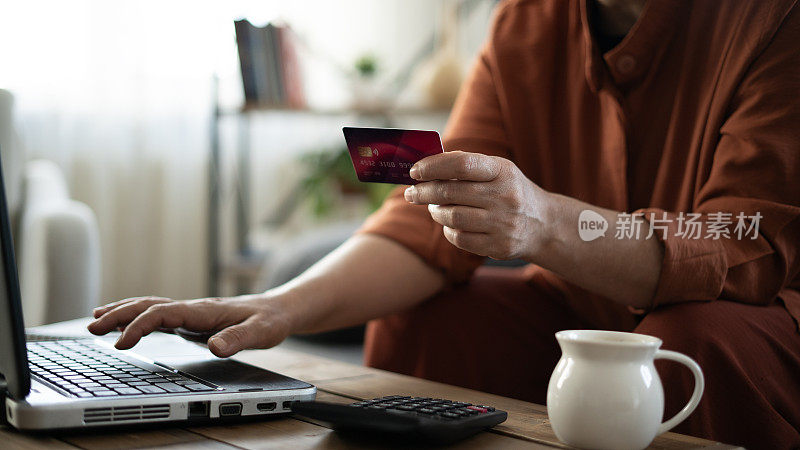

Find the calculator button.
xmin=467 ymin=406 xmax=488 ymax=413
xmin=439 ymin=412 xmax=459 ymax=420
xmin=476 ymin=405 xmax=496 ymax=412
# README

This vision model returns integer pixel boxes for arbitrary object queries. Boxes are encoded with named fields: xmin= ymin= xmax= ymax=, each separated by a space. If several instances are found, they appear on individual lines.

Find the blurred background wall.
xmin=0 ymin=0 xmax=496 ymax=316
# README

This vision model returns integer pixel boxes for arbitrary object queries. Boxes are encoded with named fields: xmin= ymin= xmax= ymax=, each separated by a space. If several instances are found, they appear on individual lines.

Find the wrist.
xmin=247 ymin=289 xmax=305 ymax=335
xmin=526 ymin=189 xmax=562 ymax=264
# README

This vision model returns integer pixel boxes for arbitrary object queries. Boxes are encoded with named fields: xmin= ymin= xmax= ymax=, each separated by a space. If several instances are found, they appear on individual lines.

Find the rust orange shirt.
xmin=359 ymin=0 xmax=800 ymax=327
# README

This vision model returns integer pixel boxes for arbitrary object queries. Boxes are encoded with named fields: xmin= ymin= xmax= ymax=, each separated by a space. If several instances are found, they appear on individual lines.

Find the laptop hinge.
xmin=0 ymin=376 xmax=7 ymax=425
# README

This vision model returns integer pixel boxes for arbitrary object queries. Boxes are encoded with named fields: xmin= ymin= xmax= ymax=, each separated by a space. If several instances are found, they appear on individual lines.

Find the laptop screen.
xmin=0 ymin=150 xmax=30 ymax=400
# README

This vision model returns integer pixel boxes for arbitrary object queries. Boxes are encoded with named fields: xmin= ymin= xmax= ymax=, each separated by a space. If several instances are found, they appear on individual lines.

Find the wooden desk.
xmin=3 ymin=343 xmax=739 ymax=449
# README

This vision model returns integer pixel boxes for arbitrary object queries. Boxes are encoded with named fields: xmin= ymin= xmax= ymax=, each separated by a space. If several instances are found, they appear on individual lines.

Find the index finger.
xmin=410 ymin=151 xmax=501 ymax=182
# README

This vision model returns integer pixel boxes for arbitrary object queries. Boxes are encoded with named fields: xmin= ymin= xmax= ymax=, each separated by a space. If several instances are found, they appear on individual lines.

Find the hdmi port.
xmin=257 ymin=402 xmax=277 ymax=412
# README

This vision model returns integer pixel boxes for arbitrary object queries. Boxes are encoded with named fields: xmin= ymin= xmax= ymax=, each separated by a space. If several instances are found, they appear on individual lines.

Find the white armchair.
xmin=0 ymin=89 xmax=101 ymax=326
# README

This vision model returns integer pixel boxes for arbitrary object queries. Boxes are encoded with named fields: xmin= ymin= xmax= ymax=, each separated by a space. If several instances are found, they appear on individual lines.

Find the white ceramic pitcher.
xmin=547 ymin=330 xmax=704 ymax=450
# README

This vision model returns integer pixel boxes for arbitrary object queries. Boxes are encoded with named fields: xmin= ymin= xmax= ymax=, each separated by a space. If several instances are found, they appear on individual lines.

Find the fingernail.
xmin=404 ymin=186 xmax=416 ymax=202
xmin=409 ymin=166 xmax=420 ymax=180
xmin=209 ymin=336 xmax=228 ymax=353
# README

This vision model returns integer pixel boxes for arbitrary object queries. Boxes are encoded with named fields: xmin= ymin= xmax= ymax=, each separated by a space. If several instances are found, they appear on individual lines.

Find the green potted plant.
xmin=350 ymin=54 xmax=386 ymax=110
xmin=299 ymin=146 xmax=395 ymax=219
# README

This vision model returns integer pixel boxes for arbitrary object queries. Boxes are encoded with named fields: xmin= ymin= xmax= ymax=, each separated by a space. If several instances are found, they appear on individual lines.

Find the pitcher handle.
xmin=654 ymin=349 xmax=705 ymax=435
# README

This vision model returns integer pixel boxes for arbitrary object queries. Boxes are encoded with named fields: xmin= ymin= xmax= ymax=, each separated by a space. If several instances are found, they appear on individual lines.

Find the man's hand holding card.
xmin=344 ymin=127 xmax=550 ymax=262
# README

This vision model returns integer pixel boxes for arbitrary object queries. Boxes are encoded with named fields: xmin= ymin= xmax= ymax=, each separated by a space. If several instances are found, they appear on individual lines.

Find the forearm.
xmin=534 ymin=193 xmax=663 ymax=309
xmin=265 ymin=234 xmax=445 ymax=334
xmin=405 ymin=151 xmax=663 ymax=309
xmin=89 ymin=234 xmax=444 ymax=356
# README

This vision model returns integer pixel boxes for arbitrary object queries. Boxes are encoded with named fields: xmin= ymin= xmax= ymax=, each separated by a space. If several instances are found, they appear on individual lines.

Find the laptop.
xmin=0 ymin=155 xmax=316 ymax=431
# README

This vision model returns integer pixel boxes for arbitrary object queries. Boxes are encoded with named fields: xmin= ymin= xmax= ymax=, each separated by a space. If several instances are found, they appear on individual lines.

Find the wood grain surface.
xmin=2 ymin=341 xmax=741 ymax=449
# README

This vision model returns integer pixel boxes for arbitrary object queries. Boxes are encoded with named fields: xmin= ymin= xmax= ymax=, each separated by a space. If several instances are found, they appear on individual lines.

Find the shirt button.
xmin=616 ymin=54 xmax=637 ymax=74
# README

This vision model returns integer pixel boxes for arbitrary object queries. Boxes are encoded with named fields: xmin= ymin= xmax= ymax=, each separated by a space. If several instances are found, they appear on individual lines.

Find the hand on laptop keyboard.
xmin=88 ymin=295 xmax=292 ymax=358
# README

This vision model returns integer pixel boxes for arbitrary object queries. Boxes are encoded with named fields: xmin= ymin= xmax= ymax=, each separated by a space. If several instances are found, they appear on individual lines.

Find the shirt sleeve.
xmin=640 ymin=7 xmax=800 ymax=307
xmin=356 ymin=6 xmax=514 ymax=284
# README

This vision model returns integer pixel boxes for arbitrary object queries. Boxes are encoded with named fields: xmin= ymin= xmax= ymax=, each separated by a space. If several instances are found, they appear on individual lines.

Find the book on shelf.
xmin=276 ymin=25 xmax=305 ymax=110
xmin=234 ymin=19 xmax=305 ymax=109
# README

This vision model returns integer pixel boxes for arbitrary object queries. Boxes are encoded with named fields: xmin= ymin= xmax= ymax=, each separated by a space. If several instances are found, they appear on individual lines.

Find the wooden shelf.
xmin=208 ymin=75 xmax=453 ymax=296
xmin=218 ymin=103 xmax=451 ymax=117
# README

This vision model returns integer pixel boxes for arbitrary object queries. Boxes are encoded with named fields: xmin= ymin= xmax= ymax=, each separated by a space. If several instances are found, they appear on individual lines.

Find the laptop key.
xmin=113 ymin=388 xmax=142 ymax=395
xmin=93 ymin=390 xmax=117 ymax=397
xmin=153 ymin=382 xmax=189 ymax=393
xmin=64 ymin=375 xmax=88 ymax=381
xmin=138 ymin=385 xmax=166 ymax=394
xmin=88 ymin=375 xmax=112 ymax=381
xmin=184 ymin=383 xmax=215 ymax=392
xmin=161 ymin=373 xmax=184 ymax=379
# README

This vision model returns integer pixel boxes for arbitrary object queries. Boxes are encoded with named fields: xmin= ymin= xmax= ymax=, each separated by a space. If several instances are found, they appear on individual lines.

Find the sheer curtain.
xmin=0 ymin=1 xmax=236 ymax=304
xmin=0 ymin=0 xmax=491 ymax=306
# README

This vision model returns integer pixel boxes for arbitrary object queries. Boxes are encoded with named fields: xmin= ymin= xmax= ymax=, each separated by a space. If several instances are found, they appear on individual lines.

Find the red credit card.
xmin=343 ymin=127 xmax=443 ymax=185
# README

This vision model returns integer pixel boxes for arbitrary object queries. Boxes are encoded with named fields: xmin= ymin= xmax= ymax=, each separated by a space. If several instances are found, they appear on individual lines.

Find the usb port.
xmin=219 ymin=403 xmax=242 ymax=416
xmin=257 ymin=402 xmax=277 ymax=412
xmin=282 ymin=401 xmax=294 ymax=410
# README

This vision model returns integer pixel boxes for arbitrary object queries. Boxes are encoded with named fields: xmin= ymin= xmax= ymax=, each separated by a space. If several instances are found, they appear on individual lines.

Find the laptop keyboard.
xmin=27 ymin=339 xmax=218 ymax=398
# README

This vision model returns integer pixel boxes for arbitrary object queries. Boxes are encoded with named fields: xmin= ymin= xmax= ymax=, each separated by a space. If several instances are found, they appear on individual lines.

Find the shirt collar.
xmin=581 ymin=0 xmax=684 ymax=91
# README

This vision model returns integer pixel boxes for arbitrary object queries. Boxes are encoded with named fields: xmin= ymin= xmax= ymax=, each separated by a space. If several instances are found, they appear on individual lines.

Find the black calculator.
xmin=291 ymin=395 xmax=508 ymax=444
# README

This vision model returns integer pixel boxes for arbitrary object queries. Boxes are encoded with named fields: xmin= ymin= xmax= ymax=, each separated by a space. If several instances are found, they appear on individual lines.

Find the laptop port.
xmin=188 ymin=401 xmax=209 ymax=418
xmin=219 ymin=403 xmax=242 ymax=416
xmin=257 ymin=402 xmax=277 ymax=412
xmin=282 ymin=401 xmax=294 ymax=410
